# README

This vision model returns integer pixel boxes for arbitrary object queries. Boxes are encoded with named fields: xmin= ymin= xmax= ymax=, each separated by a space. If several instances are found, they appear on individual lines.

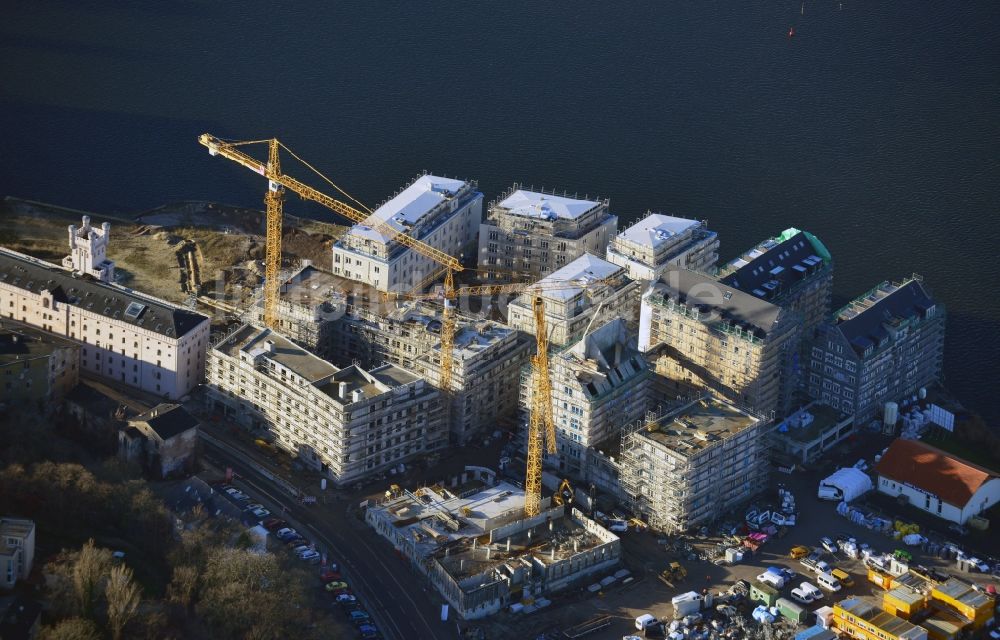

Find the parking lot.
xmin=469 ymin=433 xmax=1000 ymax=640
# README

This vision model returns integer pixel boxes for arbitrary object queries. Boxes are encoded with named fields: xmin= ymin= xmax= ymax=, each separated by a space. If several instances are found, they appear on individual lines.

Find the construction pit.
xmin=366 ymin=467 xmax=621 ymax=620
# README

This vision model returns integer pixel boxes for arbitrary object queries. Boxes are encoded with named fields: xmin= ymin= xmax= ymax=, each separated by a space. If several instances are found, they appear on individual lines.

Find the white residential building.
xmin=606 ymin=213 xmax=718 ymax=280
xmin=331 ymin=174 xmax=482 ymax=293
xmin=0 ymin=518 xmax=35 ymax=589
xmin=522 ymin=318 xmax=651 ymax=477
xmin=205 ymin=325 xmax=446 ymax=485
xmin=63 ymin=215 xmax=115 ymax=283
xmin=478 ymin=186 xmax=618 ymax=280
xmin=507 ymin=253 xmax=639 ymax=348
xmin=0 ymin=247 xmax=209 ymax=399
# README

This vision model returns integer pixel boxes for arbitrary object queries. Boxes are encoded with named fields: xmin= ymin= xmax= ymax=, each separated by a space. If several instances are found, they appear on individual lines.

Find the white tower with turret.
xmin=63 ymin=215 xmax=115 ymax=283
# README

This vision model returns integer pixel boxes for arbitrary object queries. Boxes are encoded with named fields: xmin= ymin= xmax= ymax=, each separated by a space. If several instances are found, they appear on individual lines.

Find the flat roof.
xmin=778 ymin=402 xmax=848 ymax=444
xmin=0 ymin=518 xmax=34 ymax=539
xmin=0 ymin=324 xmax=76 ymax=362
xmin=0 ymin=248 xmax=207 ymax=338
xmin=530 ymin=253 xmax=624 ymax=302
xmin=281 ymin=265 xmax=387 ymax=313
xmin=347 ymin=174 xmax=468 ymax=244
xmin=617 ymin=213 xmax=700 ymax=249
xmin=640 ymin=396 xmax=760 ymax=456
xmin=216 ymin=324 xmax=338 ymax=383
xmin=933 ymin=577 xmax=992 ymax=609
xmin=837 ymin=598 xmax=925 ymax=638
xmin=497 ymin=189 xmax=600 ymax=221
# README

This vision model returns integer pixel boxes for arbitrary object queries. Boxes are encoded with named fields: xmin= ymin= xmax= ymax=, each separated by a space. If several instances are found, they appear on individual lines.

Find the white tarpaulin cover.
xmin=820 ymin=468 xmax=873 ymax=502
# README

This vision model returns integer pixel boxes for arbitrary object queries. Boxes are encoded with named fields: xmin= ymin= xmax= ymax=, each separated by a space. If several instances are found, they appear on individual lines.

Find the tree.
xmin=72 ymin=539 xmax=112 ymax=619
xmin=167 ymin=565 xmax=199 ymax=610
xmin=39 ymin=617 xmax=102 ymax=640
xmin=105 ymin=564 xmax=142 ymax=640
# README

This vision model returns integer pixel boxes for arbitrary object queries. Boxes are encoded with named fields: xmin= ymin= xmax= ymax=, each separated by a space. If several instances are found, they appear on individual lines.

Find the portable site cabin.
xmin=750 ymin=580 xmax=779 ymax=607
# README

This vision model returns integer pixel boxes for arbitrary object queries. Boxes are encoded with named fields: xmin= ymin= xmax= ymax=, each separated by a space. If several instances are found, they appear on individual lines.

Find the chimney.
xmin=338 ymin=382 xmax=348 ymax=399
xmin=265 ymin=340 xmax=275 ymax=354
xmin=351 ymin=389 xmax=363 ymax=403
xmin=102 ymin=221 xmax=111 ymax=240
xmin=82 ymin=215 xmax=91 ymax=229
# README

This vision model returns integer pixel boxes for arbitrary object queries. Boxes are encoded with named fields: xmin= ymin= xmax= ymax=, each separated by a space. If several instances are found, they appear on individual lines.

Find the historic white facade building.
xmin=0 ymin=246 xmax=209 ymax=400
xmin=63 ymin=215 xmax=115 ymax=283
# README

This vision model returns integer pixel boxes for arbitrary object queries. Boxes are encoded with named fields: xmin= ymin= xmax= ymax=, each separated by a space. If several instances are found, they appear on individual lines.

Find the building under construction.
xmin=366 ymin=467 xmax=621 ymax=619
xmin=249 ymin=265 xmax=532 ymax=444
xmin=616 ymin=395 xmax=771 ymax=533
xmin=205 ymin=324 xmax=446 ymax=484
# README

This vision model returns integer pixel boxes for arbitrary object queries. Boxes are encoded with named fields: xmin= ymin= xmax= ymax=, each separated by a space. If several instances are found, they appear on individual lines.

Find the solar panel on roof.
xmin=124 ymin=302 xmax=146 ymax=320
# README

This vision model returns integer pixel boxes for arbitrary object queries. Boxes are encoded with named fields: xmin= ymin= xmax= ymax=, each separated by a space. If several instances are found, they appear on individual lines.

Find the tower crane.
xmin=197 ymin=135 xmax=464 ymax=391
xmin=390 ymin=275 xmax=619 ymax=516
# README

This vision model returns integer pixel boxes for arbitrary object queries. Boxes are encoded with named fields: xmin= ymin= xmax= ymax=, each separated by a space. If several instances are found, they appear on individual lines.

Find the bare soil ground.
xmin=1 ymin=197 xmax=345 ymax=308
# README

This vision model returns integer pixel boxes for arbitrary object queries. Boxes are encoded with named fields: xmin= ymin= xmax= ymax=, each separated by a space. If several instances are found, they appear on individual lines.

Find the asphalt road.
xmin=200 ymin=433 xmax=460 ymax=640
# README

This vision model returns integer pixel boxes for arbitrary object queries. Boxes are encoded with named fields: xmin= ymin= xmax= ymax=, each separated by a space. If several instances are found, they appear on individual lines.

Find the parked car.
xmin=325 ymin=581 xmax=349 ymax=592
xmin=250 ymin=507 xmax=270 ymax=519
xmin=790 ymin=587 xmax=814 ymax=604
xmin=225 ymin=487 xmax=249 ymax=501
xmin=292 ymin=545 xmax=310 ymax=555
xmin=820 ymin=537 xmax=838 ymax=554
xmin=321 ymin=570 xmax=343 ymax=583
xmin=299 ymin=550 xmax=321 ymax=561
xmin=285 ymin=538 xmax=308 ymax=548
xmin=276 ymin=528 xmax=299 ymax=541
xmin=245 ymin=503 xmax=265 ymax=511
xmin=335 ymin=593 xmax=356 ymax=603
xmin=801 ymin=555 xmax=832 ymax=574
xmin=800 ymin=582 xmax=823 ymax=601
xmin=262 ymin=517 xmax=285 ymax=530
xmin=607 ymin=520 xmax=629 ymax=533
xmin=349 ymin=610 xmax=371 ymax=624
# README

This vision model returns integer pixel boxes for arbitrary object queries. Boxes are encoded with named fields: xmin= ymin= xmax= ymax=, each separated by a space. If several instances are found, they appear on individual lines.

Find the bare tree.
xmin=39 ymin=617 xmax=102 ymax=640
xmin=105 ymin=564 xmax=142 ymax=640
xmin=167 ymin=564 xmax=199 ymax=610
xmin=72 ymin=539 xmax=111 ymax=619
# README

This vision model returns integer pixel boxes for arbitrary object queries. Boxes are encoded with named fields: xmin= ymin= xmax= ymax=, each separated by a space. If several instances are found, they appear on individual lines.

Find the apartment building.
xmin=0 ymin=248 xmax=209 ymax=400
xmin=331 ymin=174 xmax=482 ymax=293
xmin=807 ymin=277 xmax=944 ymax=422
xmin=120 ymin=404 xmax=200 ymax=478
xmin=606 ymin=213 xmax=719 ymax=280
xmin=507 ymin=253 xmax=639 ymax=348
xmin=62 ymin=215 xmax=115 ymax=283
xmin=617 ymin=396 xmax=771 ymax=533
xmin=244 ymin=264 xmax=388 ymax=357
xmin=522 ymin=318 xmax=651 ymax=477
xmin=0 ymin=323 xmax=79 ymax=408
xmin=639 ymin=266 xmax=801 ymax=418
xmin=718 ymin=227 xmax=833 ymax=342
xmin=477 ymin=186 xmax=618 ymax=280
xmin=0 ymin=518 xmax=35 ymax=589
xmin=205 ymin=325 xmax=446 ymax=485
xmin=258 ymin=266 xmax=532 ymax=444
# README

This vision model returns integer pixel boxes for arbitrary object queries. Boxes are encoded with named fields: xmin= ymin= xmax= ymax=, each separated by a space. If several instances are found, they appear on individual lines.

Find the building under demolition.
xmin=366 ymin=468 xmax=621 ymax=619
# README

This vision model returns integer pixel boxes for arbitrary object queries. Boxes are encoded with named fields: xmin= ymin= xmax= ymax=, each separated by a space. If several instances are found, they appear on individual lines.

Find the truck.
xmin=671 ymin=591 xmax=703 ymax=618
xmin=757 ymin=568 xmax=786 ymax=589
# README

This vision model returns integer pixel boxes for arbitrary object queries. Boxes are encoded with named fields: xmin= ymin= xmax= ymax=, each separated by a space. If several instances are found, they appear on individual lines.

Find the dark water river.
xmin=2 ymin=2 xmax=998 ymax=424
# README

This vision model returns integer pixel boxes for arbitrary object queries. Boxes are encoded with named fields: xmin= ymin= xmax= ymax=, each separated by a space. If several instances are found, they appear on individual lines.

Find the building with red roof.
xmin=874 ymin=438 xmax=1000 ymax=524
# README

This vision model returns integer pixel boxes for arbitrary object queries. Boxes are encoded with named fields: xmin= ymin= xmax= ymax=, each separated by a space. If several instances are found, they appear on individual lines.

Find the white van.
xmin=817 ymin=572 xmax=842 ymax=591
xmin=635 ymin=613 xmax=658 ymax=630
xmin=800 ymin=582 xmax=823 ymax=601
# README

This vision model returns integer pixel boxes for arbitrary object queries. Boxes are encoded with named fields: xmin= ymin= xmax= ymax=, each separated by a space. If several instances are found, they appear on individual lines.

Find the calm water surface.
xmin=2 ymin=2 xmax=998 ymax=424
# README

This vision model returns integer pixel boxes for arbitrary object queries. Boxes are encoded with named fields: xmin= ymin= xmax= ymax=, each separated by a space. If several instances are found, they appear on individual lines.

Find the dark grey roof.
xmin=0 ymin=248 xmax=207 ymax=338
xmin=652 ymin=267 xmax=788 ymax=338
xmin=66 ymin=382 xmax=123 ymax=417
xmin=134 ymin=403 xmax=199 ymax=440
xmin=720 ymin=230 xmax=829 ymax=302
xmin=834 ymin=280 xmax=937 ymax=355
